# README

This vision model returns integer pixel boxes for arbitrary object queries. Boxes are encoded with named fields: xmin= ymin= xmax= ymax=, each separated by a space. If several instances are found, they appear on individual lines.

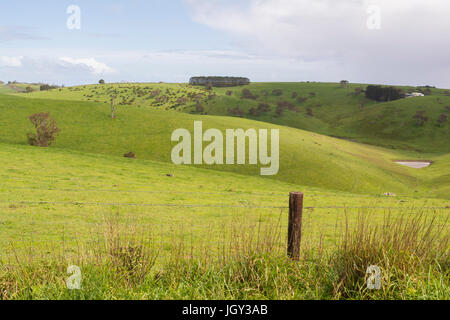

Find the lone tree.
xmin=27 ymin=113 xmax=60 ymax=147
xmin=340 ymin=80 xmax=349 ymax=88
xmin=99 ymin=79 xmax=105 ymax=84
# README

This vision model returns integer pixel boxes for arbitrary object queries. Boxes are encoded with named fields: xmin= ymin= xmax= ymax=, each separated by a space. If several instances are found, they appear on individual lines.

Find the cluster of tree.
xmin=365 ymin=85 xmax=403 ymax=102
xmin=189 ymin=77 xmax=250 ymax=87
xmin=40 ymin=84 xmax=59 ymax=91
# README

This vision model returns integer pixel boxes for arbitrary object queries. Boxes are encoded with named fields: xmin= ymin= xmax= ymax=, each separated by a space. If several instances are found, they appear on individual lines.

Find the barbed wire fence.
xmin=0 ymin=187 xmax=449 ymax=269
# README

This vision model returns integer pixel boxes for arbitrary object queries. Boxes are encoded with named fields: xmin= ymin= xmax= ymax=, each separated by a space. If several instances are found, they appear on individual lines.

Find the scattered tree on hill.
xmin=25 ymin=86 xmax=34 ymax=93
xmin=413 ymin=110 xmax=428 ymax=127
xmin=241 ymin=88 xmax=259 ymax=99
xmin=228 ymin=106 xmax=245 ymax=117
xmin=99 ymin=79 xmax=105 ymax=84
xmin=365 ymin=85 xmax=402 ymax=102
xmin=27 ymin=113 xmax=60 ymax=147
xmin=272 ymin=89 xmax=283 ymax=96
xmin=297 ymin=97 xmax=308 ymax=104
xmin=437 ymin=114 xmax=448 ymax=127
xmin=249 ymin=102 xmax=271 ymax=116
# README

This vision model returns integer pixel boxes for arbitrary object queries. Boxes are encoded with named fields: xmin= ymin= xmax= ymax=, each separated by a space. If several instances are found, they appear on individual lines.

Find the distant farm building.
xmin=405 ymin=92 xmax=425 ymax=98
xmin=189 ymin=76 xmax=250 ymax=87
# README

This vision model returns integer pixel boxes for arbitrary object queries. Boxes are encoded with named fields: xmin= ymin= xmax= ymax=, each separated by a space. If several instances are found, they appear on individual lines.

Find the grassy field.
xmin=0 ymin=143 xmax=448 ymax=299
xmin=0 ymin=81 xmax=448 ymax=300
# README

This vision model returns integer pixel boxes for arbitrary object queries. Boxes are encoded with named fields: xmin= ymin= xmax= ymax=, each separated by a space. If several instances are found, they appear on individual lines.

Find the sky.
xmin=1 ymin=0 xmax=449 ymax=87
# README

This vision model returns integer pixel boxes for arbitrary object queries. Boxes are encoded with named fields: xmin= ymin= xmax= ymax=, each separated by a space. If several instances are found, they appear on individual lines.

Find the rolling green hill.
xmin=20 ymin=82 xmax=450 ymax=153
xmin=0 ymin=92 xmax=448 ymax=197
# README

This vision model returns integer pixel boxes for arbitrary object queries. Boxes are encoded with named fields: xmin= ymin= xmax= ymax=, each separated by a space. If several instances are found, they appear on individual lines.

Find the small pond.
xmin=394 ymin=161 xmax=432 ymax=169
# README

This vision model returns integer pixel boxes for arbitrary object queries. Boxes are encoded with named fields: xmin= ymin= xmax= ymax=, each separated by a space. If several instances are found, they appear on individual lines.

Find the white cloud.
xmin=0 ymin=56 xmax=23 ymax=67
xmin=185 ymin=0 xmax=450 ymax=86
xmin=59 ymin=57 xmax=115 ymax=74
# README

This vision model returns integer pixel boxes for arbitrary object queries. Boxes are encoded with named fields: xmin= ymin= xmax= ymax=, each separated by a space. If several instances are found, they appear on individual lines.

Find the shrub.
xmin=291 ymin=92 xmax=298 ymax=99
xmin=249 ymin=103 xmax=271 ymax=116
xmin=437 ymin=114 xmax=448 ymax=126
xmin=99 ymin=79 xmax=105 ymax=84
xmin=228 ymin=106 xmax=245 ymax=117
xmin=124 ymin=152 xmax=136 ymax=158
xmin=226 ymin=90 xmax=233 ymax=96
xmin=413 ymin=110 xmax=428 ymax=127
xmin=242 ymin=88 xmax=258 ymax=100
xmin=297 ymin=97 xmax=308 ymax=104
xmin=27 ymin=113 xmax=60 ymax=147
xmin=277 ymin=100 xmax=296 ymax=112
xmin=306 ymin=108 xmax=313 ymax=117
xmin=272 ymin=89 xmax=283 ymax=96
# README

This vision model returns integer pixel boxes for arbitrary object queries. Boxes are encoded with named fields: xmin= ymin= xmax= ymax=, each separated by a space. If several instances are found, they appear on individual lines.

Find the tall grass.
xmin=0 ymin=210 xmax=448 ymax=300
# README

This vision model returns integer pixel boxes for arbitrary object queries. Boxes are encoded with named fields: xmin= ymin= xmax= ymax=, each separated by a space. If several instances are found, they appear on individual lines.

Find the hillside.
xmin=0 ymin=92 xmax=448 ymax=197
xmin=20 ymin=82 xmax=450 ymax=153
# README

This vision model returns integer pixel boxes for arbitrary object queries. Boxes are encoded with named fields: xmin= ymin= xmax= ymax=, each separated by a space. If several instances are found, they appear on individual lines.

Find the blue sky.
xmin=1 ymin=0 xmax=450 ymax=87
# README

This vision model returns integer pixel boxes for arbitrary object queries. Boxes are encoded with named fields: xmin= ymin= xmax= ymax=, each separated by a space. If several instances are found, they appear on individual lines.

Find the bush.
xmin=99 ymin=79 xmax=105 ymax=84
xmin=124 ymin=152 xmax=136 ymax=158
xmin=248 ymin=103 xmax=271 ymax=116
xmin=242 ymin=88 xmax=258 ymax=100
xmin=437 ymin=114 xmax=448 ymax=126
xmin=413 ymin=110 xmax=428 ymax=127
xmin=226 ymin=90 xmax=233 ymax=96
xmin=297 ymin=97 xmax=308 ymax=104
xmin=272 ymin=89 xmax=283 ymax=96
xmin=27 ymin=113 xmax=60 ymax=147
xmin=228 ymin=106 xmax=245 ymax=117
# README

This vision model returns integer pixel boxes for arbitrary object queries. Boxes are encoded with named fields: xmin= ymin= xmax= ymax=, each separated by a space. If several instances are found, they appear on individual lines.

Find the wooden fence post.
xmin=288 ymin=192 xmax=303 ymax=260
